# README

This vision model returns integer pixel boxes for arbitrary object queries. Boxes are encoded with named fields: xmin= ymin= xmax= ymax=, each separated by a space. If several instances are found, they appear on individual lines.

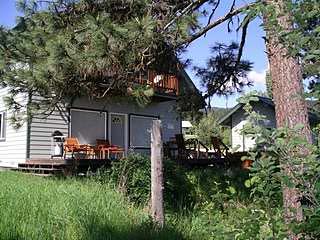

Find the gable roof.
xmin=178 ymin=68 xmax=201 ymax=96
xmin=218 ymin=96 xmax=319 ymax=126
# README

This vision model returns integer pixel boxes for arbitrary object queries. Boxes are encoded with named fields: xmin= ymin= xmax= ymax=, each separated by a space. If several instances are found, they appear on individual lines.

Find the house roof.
xmin=178 ymin=68 xmax=202 ymax=96
xmin=218 ymin=96 xmax=319 ymax=126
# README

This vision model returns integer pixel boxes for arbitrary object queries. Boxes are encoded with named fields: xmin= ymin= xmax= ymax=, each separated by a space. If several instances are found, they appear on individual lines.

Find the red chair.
xmin=64 ymin=137 xmax=94 ymax=158
xmin=95 ymin=139 xmax=124 ymax=160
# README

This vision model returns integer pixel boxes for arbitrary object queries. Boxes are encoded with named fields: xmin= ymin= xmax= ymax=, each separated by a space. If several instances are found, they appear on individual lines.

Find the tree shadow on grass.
xmin=3 ymin=233 xmax=26 ymax=240
xmin=81 ymin=215 xmax=184 ymax=240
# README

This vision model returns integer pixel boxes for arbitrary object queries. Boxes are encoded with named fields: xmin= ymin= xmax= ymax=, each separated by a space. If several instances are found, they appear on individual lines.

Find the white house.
xmin=218 ymin=96 xmax=319 ymax=152
xmin=0 ymin=70 xmax=200 ymax=168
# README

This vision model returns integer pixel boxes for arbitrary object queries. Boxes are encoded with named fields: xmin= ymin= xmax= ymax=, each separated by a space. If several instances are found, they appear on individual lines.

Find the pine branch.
xmin=236 ymin=15 xmax=251 ymax=66
xmin=206 ymin=0 xmax=220 ymax=27
xmin=163 ymin=0 xmax=209 ymax=31
xmin=178 ymin=2 xmax=257 ymax=46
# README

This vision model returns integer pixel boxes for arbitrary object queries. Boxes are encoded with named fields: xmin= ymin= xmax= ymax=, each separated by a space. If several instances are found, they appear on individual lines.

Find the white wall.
xmin=231 ymin=102 xmax=276 ymax=151
xmin=0 ymin=88 xmax=27 ymax=167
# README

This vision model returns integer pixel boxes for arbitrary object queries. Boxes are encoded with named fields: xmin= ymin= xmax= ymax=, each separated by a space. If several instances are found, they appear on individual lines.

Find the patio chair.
xmin=211 ymin=136 xmax=229 ymax=158
xmin=175 ymin=134 xmax=198 ymax=162
xmin=195 ymin=139 xmax=209 ymax=159
xmin=95 ymin=139 xmax=124 ymax=160
xmin=210 ymin=136 xmax=230 ymax=166
xmin=64 ymin=137 xmax=94 ymax=158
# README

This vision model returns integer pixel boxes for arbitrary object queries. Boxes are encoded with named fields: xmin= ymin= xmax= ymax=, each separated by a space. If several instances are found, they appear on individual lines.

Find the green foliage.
xmin=221 ymin=127 xmax=231 ymax=147
xmin=97 ymin=154 xmax=151 ymax=205
xmin=177 ymin=92 xmax=206 ymax=119
xmin=191 ymin=112 xmax=231 ymax=147
xmin=240 ymin=91 xmax=320 ymax=238
xmin=0 ymin=170 xmax=285 ymax=240
xmin=194 ymin=42 xmax=253 ymax=98
xmin=0 ymin=0 xmax=199 ymax=118
xmin=186 ymin=168 xmax=250 ymax=211
xmin=192 ymin=112 xmax=222 ymax=146
xmin=96 ymin=153 xmax=251 ymax=211
xmin=0 ymin=171 xmax=183 ymax=240
xmin=98 ymin=154 xmax=194 ymax=209
xmin=284 ymin=0 xmax=320 ymax=79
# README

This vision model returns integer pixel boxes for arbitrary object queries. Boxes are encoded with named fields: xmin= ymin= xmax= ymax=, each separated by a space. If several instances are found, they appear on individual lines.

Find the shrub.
xmin=109 ymin=153 xmax=151 ymax=204
xmin=192 ymin=112 xmax=231 ymax=147
xmin=97 ymin=153 xmax=252 ymax=213
xmin=98 ymin=153 xmax=194 ymax=209
xmin=192 ymin=112 xmax=223 ymax=146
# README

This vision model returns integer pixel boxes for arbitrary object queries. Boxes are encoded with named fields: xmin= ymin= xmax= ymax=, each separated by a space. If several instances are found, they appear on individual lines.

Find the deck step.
xmin=19 ymin=163 xmax=66 ymax=168
xmin=18 ymin=167 xmax=62 ymax=172
xmin=20 ymin=172 xmax=55 ymax=177
xmin=16 ymin=158 xmax=111 ymax=176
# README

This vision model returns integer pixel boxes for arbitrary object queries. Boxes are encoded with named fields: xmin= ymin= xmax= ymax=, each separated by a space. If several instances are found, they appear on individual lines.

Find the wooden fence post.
xmin=151 ymin=119 xmax=164 ymax=227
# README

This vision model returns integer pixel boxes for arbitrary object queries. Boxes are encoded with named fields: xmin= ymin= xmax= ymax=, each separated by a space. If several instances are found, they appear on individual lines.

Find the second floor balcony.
xmin=134 ymin=70 xmax=179 ymax=97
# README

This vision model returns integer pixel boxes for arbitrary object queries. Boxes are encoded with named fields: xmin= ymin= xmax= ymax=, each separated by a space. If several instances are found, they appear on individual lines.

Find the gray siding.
xmin=0 ymin=88 xmax=28 ymax=167
xmin=28 ymin=97 xmax=181 ymax=158
xmin=29 ymin=110 xmax=68 ymax=159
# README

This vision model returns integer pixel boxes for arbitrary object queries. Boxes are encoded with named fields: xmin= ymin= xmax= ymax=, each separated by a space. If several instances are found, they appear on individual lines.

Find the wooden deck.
xmin=133 ymin=70 xmax=179 ymax=96
xmin=17 ymin=158 xmax=111 ymax=176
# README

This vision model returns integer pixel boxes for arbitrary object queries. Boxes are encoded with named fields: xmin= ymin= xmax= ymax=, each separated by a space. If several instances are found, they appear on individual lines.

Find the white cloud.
xmin=247 ymin=69 xmax=267 ymax=85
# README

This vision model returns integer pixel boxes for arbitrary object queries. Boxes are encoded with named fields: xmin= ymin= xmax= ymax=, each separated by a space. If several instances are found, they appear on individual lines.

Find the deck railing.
xmin=134 ymin=70 xmax=179 ymax=96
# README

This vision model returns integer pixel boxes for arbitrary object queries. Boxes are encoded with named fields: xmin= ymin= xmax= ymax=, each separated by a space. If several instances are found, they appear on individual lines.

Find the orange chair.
xmin=64 ymin=137 xmax=94 ymax=158
xmin=95 ymin=139 xmax=124 ymax=160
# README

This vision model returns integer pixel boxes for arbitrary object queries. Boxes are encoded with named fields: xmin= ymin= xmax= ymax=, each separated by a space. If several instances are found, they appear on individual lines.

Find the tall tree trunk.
xmin=264 ymin=0 xmax=312 ymax=238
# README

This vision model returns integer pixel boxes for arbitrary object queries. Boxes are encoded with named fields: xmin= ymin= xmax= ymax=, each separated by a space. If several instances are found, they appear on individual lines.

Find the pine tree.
xmin=1 ymin=1 xmax=319 ymax=237
xmin=0 ymin=0 xmax=198 ymax=116
xmin=194 ymin=42 xmax=253 ymax=100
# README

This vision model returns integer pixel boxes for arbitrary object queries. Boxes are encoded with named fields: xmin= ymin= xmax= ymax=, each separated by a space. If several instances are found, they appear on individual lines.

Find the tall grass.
xmin=0 ymin=172 xmax=182 ymax=240
xmin=0 ymin=168 xmax=284 ymax=240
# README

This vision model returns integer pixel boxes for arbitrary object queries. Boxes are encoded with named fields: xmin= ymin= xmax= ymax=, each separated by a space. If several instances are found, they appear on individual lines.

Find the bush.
xmin=96 ymin=154 xmax=251 ymax=212
xmin=108 ymin=153 xmax=151 ymax=204
xmin=99 ymin=154 xmax=194 ymax=209
xmin=93 ymin=152 xmax=289 ymax=238
xmin=192 ymin=112 xmax=231 ymax=147
xmin=189 ymin=169 xmax=249 ymax=207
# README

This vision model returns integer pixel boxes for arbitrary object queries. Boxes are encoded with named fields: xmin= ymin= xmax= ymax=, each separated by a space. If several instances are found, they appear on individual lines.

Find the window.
xmin=70 ymin=109 xmax=107 ymax=145
xmin=0 ymin=112 xmax=6 ymax=140
xmin=130 ymin=115 xmax=158 ymax=148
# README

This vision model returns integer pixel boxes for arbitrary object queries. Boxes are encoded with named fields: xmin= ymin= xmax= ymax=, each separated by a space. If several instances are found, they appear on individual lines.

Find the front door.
xmin=109 ymin=113 xmax=126 ymax=149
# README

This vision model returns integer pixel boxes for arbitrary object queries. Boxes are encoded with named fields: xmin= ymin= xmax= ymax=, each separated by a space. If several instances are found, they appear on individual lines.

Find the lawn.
xmin=0 ymin=172 xmax=182 ymax=240
xmin=0 ymin=169 xmax=284 ymax=240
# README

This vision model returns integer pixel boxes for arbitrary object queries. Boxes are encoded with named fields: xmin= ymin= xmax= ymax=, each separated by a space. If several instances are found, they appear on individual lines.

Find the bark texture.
xmin=264 ymin=0 xmax=312 ymax=239
xmin=151 ymin=120 xmax=164 ymax=228
xmin=265 ymin=1 xmax=312 ymax=140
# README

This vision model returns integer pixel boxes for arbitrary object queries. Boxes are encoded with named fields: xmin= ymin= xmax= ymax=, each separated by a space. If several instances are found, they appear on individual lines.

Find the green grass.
xmin=0 ymin=172 xmax=182 ymax=240
xmin=0 ymin=170 xmax=284 ymax=240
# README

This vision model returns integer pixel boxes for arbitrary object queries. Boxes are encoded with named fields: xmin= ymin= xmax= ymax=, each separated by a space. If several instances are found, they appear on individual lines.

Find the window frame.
xmin=0 ymin=112 xmax=6 ymax=140
xmin=129 ymin=114 xmax=160 ymax=149
xmin=69 ymin=108 xmax=108 ymax=145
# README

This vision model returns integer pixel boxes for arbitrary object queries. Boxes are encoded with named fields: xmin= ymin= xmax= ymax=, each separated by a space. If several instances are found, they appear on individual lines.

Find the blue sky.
xmin=0 ymin=1 xmax=268 ymax=108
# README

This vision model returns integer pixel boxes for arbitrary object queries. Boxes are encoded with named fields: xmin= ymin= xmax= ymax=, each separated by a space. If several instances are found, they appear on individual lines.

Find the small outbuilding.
xmin=218 ymin=96 xmax=319 ymax=152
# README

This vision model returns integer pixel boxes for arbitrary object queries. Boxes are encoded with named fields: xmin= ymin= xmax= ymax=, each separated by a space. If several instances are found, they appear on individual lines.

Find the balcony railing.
xmin=134 ymin=70 xmax=179 ymax=96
